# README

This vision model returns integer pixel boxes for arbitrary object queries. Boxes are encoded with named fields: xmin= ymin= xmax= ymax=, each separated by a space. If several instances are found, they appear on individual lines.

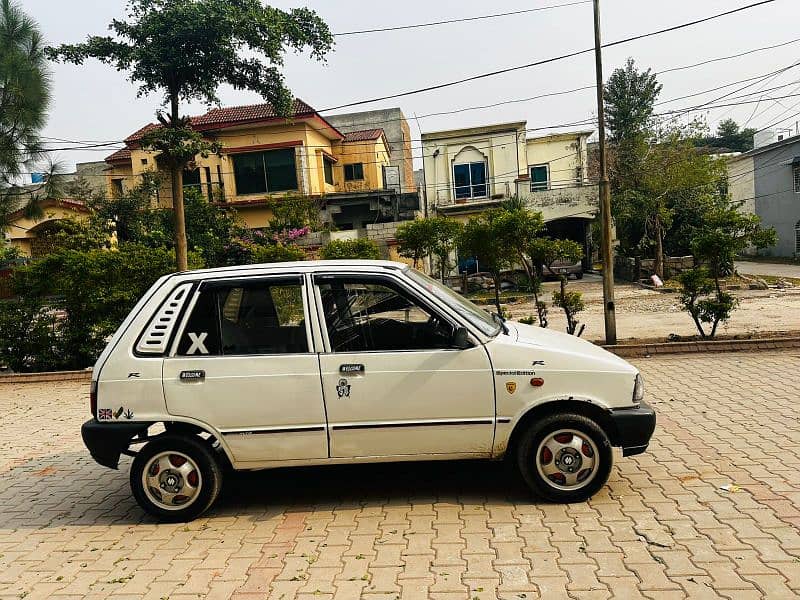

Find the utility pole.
xmin=593 ymin=0 xmax=617 ymax=345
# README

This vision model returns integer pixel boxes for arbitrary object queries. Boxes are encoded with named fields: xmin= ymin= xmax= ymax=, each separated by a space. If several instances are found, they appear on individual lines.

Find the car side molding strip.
xmin=332 ymin=419 xmax=494 ymax=431
xmin=221 ymin=425 xmax=326 ymax=435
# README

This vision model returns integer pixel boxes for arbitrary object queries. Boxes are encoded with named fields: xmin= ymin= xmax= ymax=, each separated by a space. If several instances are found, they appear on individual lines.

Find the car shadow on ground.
xmin=218 ymin=458 xmax=533 ymax=511
xmin=0 ymin=452 xmax=537 ymax=529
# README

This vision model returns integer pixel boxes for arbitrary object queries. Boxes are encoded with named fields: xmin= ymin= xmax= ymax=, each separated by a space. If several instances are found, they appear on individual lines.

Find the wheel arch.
xmin=157 ymin=418 xmax=235 ymax=469
xmin=503 ymin=399 xmax=618 ymax=460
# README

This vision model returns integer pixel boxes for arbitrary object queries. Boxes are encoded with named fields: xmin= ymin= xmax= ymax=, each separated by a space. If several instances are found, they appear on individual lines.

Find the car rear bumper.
xmin=82 ymin=419 xmax=150 ymax=469
xmin=609 ymin=402 xmax=656 ymax=456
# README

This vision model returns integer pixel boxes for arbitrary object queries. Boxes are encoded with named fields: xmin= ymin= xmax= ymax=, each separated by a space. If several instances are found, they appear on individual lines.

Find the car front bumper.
xmin=609 ymin=402 xmax=656 ymax=456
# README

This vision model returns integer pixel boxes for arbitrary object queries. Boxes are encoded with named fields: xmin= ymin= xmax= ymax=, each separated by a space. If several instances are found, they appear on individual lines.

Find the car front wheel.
xmin=130 ymin=435 xmax=223 ymax=522
xmin=516 ymin=413 xmax=611 ymax=502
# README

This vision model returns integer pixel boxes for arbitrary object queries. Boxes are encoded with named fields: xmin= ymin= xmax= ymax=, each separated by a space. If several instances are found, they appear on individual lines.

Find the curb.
xmin=0 ymin=370 xmax=92 ymax=384
xmin=602 ymin=336 xmax=800 ymax=358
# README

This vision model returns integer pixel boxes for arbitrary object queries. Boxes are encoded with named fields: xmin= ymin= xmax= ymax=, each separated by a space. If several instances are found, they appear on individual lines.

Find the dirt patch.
xmin=502 ymin=280 xmax=800 ymax=343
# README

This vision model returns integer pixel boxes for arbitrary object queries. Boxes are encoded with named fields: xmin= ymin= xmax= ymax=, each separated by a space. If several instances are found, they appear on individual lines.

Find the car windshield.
xmin=405 ymin=267 xmax=501 ymax=337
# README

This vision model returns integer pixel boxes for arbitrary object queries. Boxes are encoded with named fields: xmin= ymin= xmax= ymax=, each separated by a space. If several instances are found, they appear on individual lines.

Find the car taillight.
xmin=90 ymin=380 xmax=97 ymax=417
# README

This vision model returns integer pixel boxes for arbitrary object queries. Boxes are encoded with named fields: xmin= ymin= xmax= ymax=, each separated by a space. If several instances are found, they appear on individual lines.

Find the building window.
xmin=111 ymin=179 xmax=124 ymax=197
xmin=793 ymin=164 xmax=800 ymax=193
xmin=530 ymin=164 xmax=550 ymax=191
xmin=324 ymin=157 xmax=334 ymax=185
xmin=453 ymin=162 xmax=487 ymax=199
xmin=232 ymin=148 xmax=298 ymax=195
xmin=344 ymin=163 xmax=364 ymax=181
xmin=183 ymin=167 xmax=201 ymax=189
xmin=796 ymin=220 xmax=800 ymax=256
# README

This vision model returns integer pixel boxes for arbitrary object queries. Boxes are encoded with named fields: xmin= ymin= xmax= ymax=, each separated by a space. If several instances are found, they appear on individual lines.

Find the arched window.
xmin=452 ymin=146 xmax=488 ymax=200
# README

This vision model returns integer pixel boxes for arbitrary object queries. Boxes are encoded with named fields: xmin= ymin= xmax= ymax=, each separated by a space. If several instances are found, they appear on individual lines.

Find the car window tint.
xmin=177 ymin=288 xmax=221 ymax=356
xmin=178 ymin=281 xmax=307 ymax=356
xmin=318 ymin=280 xmax=454 ymax=352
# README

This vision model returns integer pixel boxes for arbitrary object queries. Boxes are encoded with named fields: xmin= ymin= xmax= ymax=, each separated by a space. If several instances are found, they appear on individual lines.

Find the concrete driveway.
xmin=736 ymin=261 xmax=800 ymax=278
xmin=1 ymin=350 xmax=799 ymax=599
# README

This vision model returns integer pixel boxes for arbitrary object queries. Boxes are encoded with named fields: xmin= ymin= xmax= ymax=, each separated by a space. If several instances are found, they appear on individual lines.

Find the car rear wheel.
xmin=575 ymin=271 xmax=584 ymax=280
xmin=516 ymin=413 xmax=611 ymax=502
xmin=131 ymin=435 xmax=222 ymax=522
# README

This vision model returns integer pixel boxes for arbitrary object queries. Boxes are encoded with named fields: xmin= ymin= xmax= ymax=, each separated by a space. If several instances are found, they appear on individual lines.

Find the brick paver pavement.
xmin=0 ymin=351 xmax=798 ymax=599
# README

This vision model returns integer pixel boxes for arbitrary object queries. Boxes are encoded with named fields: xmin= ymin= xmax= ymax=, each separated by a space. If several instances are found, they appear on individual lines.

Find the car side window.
xmin=177 ymin=280 xmax=308 ymax=356
xmin=318 ymin=278 xmax=456 ymax=352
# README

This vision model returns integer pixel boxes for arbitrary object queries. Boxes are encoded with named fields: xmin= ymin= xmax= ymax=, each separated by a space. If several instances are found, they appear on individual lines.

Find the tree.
xmin=396 ymin=216 xmax=462 ymax=280
xmin=0 ymin=0 xmax=51 ymax=229
xmin=542 ymin=239 xmax=585 ymax=335
xmin=396 ymin=218 xmax=433 ymax=268
xmin=0 ymin=0 xmax=50 ymax=183
xmin=696 ymin=118 xmax=757 ymax=153
xmin=458 ymin=211 xmax=514 ymax=315
xmin=319 ymin=238 xmax=381 ymax=260
xmin=604 ymin=58 xmax=662 ymax=144
xmin=614 ymin=124 xmax=728 ymax=279
xmin=47 ymin=0 xmax=333 ymax=271
xmin=488 ymin=201 xmax=548 ymax=325
xmin=678 ymin=206 xmax=776 ymax=338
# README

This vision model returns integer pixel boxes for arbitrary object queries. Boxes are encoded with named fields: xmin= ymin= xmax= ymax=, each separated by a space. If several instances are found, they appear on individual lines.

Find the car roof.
xmin=169 ymin=259 xmax=408 ymax=282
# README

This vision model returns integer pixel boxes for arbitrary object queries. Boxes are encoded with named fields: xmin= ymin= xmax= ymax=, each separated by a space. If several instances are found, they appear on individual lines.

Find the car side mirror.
xmin=451 ymin=326 xmax=471 ymax=350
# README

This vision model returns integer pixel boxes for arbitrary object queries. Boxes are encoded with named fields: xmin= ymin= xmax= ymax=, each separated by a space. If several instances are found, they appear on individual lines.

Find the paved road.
xmin=1 ymin=351 xmax=799 ymax=599
xmin=736 ymin=261 xmax=800 ymax=278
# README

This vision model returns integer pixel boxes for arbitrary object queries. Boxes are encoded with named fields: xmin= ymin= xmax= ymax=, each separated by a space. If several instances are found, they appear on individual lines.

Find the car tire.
xmin=130 ymin=435 xmax=223 ymax=522
xmin=575 ymin=272 xmax=584 ymax=280
xmin=516 ymin=413 xmax=611 ymax=503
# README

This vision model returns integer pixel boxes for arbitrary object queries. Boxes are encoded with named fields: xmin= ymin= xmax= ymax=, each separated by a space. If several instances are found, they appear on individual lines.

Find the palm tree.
xmin=0 ymin=0 xmax=51 ymax=230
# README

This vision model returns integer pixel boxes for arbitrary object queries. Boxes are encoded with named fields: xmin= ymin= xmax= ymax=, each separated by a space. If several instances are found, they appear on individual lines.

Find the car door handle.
xmin=180 ymin=370 xmax=205 ymax=381
xmin=339 ymin=364 xmax=365 ymax=374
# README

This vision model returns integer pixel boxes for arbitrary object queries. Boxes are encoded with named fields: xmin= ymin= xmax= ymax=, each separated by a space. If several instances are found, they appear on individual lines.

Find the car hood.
xmin=504 ymin=321 xmax=636 ymax=373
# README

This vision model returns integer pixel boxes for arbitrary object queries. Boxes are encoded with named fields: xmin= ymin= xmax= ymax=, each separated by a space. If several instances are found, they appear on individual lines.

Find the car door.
xmin=163 ymin=275 xmax=328 ymax=464
xmin=313 ymin=273 xmax=495 ymax=459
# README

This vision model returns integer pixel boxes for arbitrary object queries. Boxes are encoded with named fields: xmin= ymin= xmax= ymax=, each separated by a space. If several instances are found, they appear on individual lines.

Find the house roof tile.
xmin=343 ymin=128 xmax=385 ymax=142
xmin=105 ymin=147 xmax=132 ymax=163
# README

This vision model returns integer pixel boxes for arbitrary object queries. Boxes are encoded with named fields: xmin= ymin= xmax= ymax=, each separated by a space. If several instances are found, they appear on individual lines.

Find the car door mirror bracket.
xmin=451 ymin=326 xmax=472 ymax=350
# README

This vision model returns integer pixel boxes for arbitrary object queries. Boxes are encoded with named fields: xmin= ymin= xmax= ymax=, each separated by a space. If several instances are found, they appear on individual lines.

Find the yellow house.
xmin=4 ymin=198 xmax=90 ymax=257
xmin=105 ymin=100 xmax=400 ymax=231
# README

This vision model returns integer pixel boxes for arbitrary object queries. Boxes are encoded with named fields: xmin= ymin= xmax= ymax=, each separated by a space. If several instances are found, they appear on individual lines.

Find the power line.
xmin=333 ymin=1 xmax=590 ymax=36
xmin=319 ymin=0 xmax=779 ymax=112
xmin=40 ymin=35 xmax=800 ymax=151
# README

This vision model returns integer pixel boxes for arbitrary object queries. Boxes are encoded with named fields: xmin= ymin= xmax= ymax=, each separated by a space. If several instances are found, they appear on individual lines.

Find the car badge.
xmin=506 ymin=381 xmax=517 ymax=394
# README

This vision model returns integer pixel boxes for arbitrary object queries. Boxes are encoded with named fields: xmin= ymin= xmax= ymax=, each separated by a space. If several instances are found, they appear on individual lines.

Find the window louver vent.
xmin=136 ymin=283 xmax=193 ymax=354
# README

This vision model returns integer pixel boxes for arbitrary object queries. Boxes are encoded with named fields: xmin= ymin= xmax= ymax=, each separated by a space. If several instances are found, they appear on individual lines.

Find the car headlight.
xmin=633 ymin=374 xmax=644 ymax=404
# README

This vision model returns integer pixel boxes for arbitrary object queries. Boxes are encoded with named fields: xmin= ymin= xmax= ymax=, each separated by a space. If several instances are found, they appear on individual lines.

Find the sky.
xmin=21 ymin=0 xmax=800 ymax=174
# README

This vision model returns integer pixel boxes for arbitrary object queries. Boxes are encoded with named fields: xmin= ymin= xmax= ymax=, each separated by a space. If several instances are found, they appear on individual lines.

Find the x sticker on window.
xmin=186 ymin=332 xmax=209 ymax=355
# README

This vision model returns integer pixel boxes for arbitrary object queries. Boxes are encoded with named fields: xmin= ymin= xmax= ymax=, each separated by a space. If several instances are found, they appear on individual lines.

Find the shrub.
xmin=13 ymin=244 xmax=202 ymax=369
xmin=677 ymin=268 xmax=738 ymax=339
xmin=0 ymin=298 xmax=63 ymax=372
xmin=553 ymin=287 xmax=585 ymax=336
xmin=250 ymin=243 xmax=306 ymax=264
xmin=319 ymin=238 xmax=381 ymax=260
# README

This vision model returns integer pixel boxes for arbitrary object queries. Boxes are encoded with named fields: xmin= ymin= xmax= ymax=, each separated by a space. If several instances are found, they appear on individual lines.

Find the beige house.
xmin=4 ymin=198 xmax=90 ymax=257
xmin=421 ymin=122 xmax=598 ymax=261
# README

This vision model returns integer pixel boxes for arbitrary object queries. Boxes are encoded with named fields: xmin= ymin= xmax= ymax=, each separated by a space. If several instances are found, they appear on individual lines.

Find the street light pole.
xmin=593 ymin=0 xmax=617 ymax=345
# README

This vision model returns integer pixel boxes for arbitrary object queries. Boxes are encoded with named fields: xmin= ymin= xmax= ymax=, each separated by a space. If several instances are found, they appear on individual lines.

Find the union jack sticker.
xmin=98 ymin=408 xmax=113 ymax=421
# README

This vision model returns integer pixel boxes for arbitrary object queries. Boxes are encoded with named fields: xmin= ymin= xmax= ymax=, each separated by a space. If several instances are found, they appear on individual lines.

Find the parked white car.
xmin=83 ymin=260 xmax=655 ymax=521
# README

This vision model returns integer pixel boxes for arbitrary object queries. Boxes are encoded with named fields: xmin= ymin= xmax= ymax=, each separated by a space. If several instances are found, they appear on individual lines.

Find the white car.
xmin=83 ymin=260 xmax=655 ymax=521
